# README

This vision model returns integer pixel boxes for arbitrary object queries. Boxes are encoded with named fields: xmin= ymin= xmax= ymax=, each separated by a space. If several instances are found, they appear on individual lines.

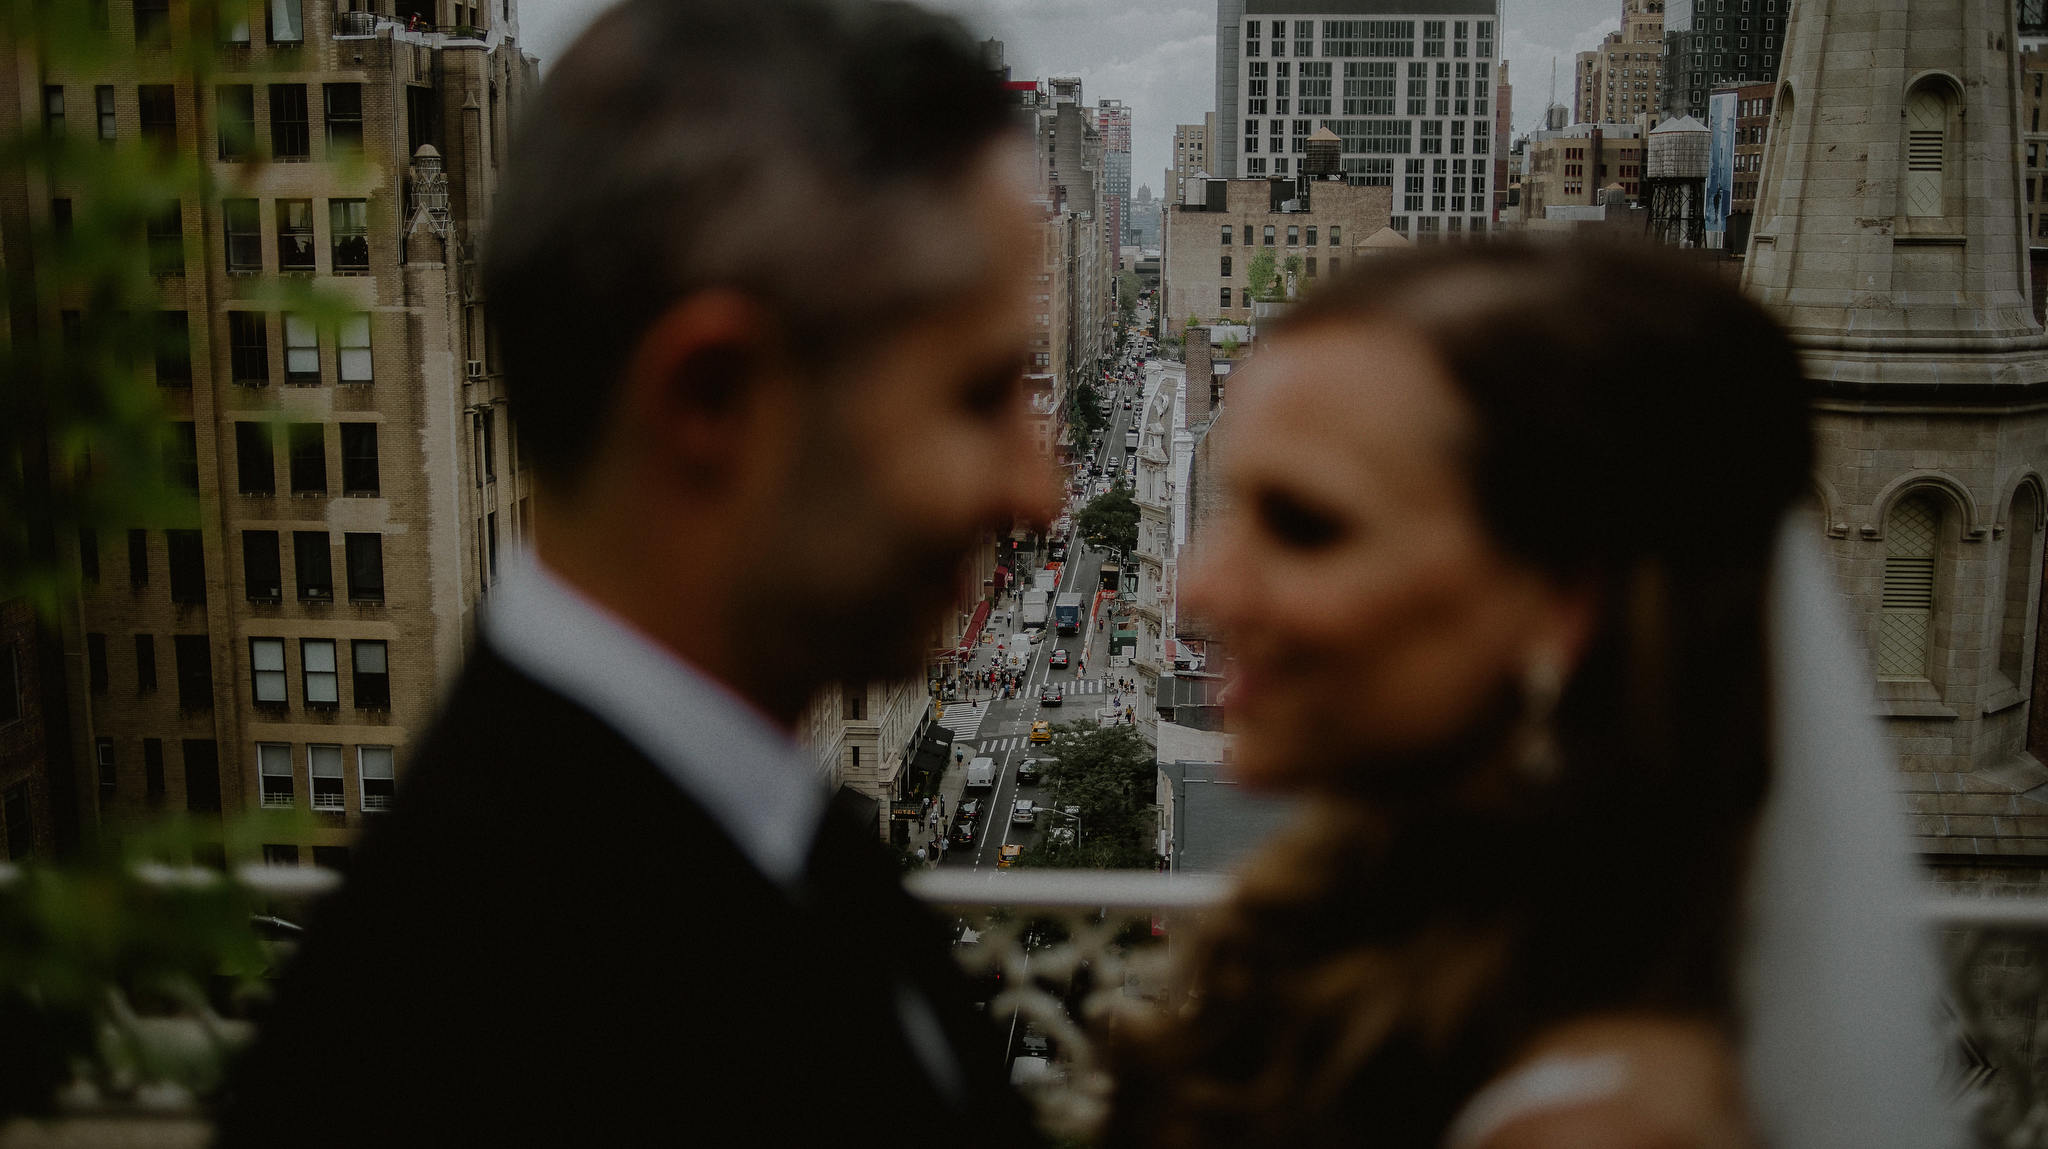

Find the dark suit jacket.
xmin=217 ymin=645 xmax=1038 ymax=1148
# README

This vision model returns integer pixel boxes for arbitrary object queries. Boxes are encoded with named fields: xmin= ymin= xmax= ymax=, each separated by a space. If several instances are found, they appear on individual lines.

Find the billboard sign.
xmin=1704 ymin=88 xmax=1737 ymax=239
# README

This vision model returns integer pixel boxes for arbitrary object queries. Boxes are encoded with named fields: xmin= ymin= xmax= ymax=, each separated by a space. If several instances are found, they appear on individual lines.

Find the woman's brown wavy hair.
xmin=1103 ymin=239 xmax=1813 ymax=1149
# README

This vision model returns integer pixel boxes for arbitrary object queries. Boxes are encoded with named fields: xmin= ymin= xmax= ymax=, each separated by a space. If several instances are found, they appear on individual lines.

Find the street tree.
xmin=1016 ymin=721 xmax=1158 ymax=870
xmin=1246 ymin=246 xmax=1280 ymax=302
xmin=1076 ymin=486 xmax=1139 ymax=555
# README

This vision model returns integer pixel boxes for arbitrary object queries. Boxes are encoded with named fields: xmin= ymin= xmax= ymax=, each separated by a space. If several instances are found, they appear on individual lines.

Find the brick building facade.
xmin=1159 ymin=176 xmax=1392 ymax=332
xmin=3 ymin=1 xmax=535 ymax=865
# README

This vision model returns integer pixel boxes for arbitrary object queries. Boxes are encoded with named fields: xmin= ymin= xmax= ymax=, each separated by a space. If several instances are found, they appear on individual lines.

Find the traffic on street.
xmin=934 ymin=315 xmax=1156 ymax=871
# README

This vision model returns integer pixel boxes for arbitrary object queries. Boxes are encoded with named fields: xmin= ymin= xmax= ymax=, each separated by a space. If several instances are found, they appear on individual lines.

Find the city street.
xmin=934 ymin=353 xmax=1151 ymax=870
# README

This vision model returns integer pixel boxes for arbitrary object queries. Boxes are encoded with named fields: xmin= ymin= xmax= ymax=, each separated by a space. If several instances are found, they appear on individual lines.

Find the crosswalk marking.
xmin=938 ymin=702 xmax=990 ymax=741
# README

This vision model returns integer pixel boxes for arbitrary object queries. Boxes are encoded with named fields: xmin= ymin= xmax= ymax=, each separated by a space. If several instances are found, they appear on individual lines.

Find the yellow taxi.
xmin=1029 ymin=721 xmax=1052 ymax=743
xmin=997 ymin=844 xmax=1024 ymax=868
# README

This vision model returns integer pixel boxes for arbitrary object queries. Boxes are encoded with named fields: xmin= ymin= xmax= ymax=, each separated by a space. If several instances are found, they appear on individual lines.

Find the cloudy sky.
xmin=516 ymin=0 xmax=1620 ymax=191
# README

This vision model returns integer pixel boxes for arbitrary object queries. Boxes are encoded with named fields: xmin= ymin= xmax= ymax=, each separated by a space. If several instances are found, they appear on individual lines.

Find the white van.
xmin=965 ymin=757 xmax=996 ymax=788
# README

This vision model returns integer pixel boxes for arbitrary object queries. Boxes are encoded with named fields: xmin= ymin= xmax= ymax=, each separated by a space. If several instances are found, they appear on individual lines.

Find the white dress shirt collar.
xmin=484 ymin=555 xmax=827 ymax=890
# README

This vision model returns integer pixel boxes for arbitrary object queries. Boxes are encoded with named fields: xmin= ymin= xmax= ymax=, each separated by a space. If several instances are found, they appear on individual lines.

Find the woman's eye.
xmin=1256 ymin=489 xmax=1344 ymax=550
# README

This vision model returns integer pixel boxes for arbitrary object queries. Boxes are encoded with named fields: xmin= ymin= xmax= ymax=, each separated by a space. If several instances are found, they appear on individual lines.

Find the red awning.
xmin=958 ymin=600 xmax=992 ymax=654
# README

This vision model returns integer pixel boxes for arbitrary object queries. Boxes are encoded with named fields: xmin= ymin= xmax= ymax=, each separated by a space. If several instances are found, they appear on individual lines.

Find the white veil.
xmin=1742 ymin=513 xmax=1960 ymax=1149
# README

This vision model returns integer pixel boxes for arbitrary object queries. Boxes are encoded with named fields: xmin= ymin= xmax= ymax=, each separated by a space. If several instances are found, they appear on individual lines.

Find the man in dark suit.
xmin=217 ymin=0 xmax=1052 ymax=1143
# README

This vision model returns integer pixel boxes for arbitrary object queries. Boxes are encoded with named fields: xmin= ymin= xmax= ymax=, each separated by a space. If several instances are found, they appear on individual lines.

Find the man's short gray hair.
xmin=483 ymin=0 xmax=1016 ymax=480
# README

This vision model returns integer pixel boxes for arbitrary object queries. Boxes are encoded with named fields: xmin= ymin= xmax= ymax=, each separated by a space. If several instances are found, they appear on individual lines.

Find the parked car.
xmin=1011 ymin=798 xmax=1036 ymax=825
xmin=958 ymin=798 xmax=982 ymax=821
xmin=950 ymin=820 xmax=975 ymax=846
xmin=1030 ymin=720 xmax=1052 ymax=743
xmin=1048 ymin=648 xmax=1070 ymax=668
xmin=1040 ymin=684 xmax=1063 ymax=706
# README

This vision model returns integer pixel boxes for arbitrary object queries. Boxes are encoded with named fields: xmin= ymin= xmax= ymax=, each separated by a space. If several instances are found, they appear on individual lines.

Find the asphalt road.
xmin=942 ymin=357 xmax=1149 ymax=868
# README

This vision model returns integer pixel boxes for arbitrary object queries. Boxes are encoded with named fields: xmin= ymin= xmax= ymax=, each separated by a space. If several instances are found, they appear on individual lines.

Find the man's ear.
xmin=618 ymin=290 xmax=774 ymax=486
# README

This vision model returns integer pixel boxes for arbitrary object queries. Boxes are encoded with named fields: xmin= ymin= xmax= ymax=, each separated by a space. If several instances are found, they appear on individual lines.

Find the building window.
xmin=44 ymin=86 xmax=63 ymax=134
xmin=0 ymin=644 xmax=17 ymax=727
xmin=345 ymin=533 xmax=385 ymax=602
xmin=338 ymin=313 xmax=373 ymax=381
xmin=1877 ymin=493 xmax=1939 ymax=679
xmin=134 ymin=633 xmax=158 ymax=693
xmin=3 ymin=784 xmax=31 ymax=860
xmin=224 ymin=198 xmax=261 ymax=272
xmin=183 ymin=739 xmax=221 ymax=812
xmin=302 ymin=639 xmax=338 ymax=708
xmin=216 ymin=85 xmax=254 ymax=161
xmin=1220 ymin=287 xmax=1232 ymax=309
xmin=144 ymin=738 xmax=165 ymax=797
xmin=1306 ymin=226 xmax=1318 ymax=245
xmin=310 ymin=744 xmax=344 ymax=809
xmin=260 ymin=844 xmax=299 ymax=867
xmin=138 ymin=84 xmax=176 ymax=150
xmin=359 ymin=746 xmax=396 ymax=810
xmin=283 ymin=314 xmax=319 ymax=384
xmin=1263 ymin=225 xmax=1276 ymax=245
xmin=96 ymin=86 xmax=115 ymax=140
xmin=251 ymin=638 xmax=287 ymax=706
xmin=155 ymin=311 xmax=191 ymax=385
xmin=1286 ymin=225 xmax=1299 ymax=245
xmin=1221 ymin=225 xmax=1233 ymax=244
xmin=2002 ymin=487 xmax=2042 ymax=687
xmin=323 ymin=83 xmax=363 ymax=152
xmin=165 ymin=421 xmax=199 ymax=491
xmin=174 ymin=634 xmax=213 ymax=709
xmin=341 ymin=423 xmax=380 ymax=495
xmin=1330 ymin=225 xmax=1342 ymax=245
xmin=231 ymin=309 xmax=270 ymax=385
xmin=94 ymin=738 xmax=115 ymax=792
xmin=1904 ymin=83 xmax=1949 ymax=218
xmin=1307 ymin=257 xmax=1318 ymax=277
xmin=244 ymin=530 xmax=282 ymax=601
xmin=277 ymin=199 xmax=315 ymax=271
xmin=128 ymin=528 xmax=149 ymax=587
xmin=268 ymin=0 xmax=305 ymax=40
xmin=87 ymin=633 xmax=108 ymax=693
xmin=288 ymin=423 xmax=326 ymax=495
xmin=258 ymin=743 xmax=295 ymax=808
xmin=330 ymin=199 xmax=369 ymax=273
xmin=269 ymin=83 xmax=309 ymax=160
xmin=167 ymin=529 xmax=205 ymax=604
xmin=294 ymin=531 xmax=332 ymax=601
xmin=352 ymin=640 xmax=390 ymax=709
xmin=147 ymin=201 xmax=184 ymax=274
xmin=1220 ymin=256 xmax=1233 ymax=277
xmin=235 ymin=421 xmax=275 ymax=495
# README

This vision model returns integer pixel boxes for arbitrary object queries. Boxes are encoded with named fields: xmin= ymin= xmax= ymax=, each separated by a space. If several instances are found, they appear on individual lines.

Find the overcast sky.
xmin=517 ymin=0 xmax=1621 ymax=193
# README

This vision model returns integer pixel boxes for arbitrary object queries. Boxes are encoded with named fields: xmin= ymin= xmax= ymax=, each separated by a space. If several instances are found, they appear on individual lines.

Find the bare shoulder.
xmin=1461 ymin=1015 xmax=1751 ymax=1149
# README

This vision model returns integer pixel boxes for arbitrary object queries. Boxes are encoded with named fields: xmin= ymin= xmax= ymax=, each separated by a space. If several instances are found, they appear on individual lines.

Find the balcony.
xmin=8 ymin=864 xmax=2048 ymax=1144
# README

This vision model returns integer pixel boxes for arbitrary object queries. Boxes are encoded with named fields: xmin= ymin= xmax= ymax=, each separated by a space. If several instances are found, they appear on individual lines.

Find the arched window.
xmin=1878 ymin=493 xmax=1939 ymax=679
xmin=1904 ymin=84 xmax=1949 ymax=217
xmin=2001 ymin=487 xmax=2041 ymax=686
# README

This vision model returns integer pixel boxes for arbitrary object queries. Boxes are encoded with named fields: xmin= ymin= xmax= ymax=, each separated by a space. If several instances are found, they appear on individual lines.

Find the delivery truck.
xmin=1055 ymin=592 xmax=1083 ymax=634
xmin=965 ymin=757 xmax=996 ymax=788
xmin=1022 ymin=589 xmax=1050 ymax=629
xmin=1034 ymin=569 xmax=1057 ymax=594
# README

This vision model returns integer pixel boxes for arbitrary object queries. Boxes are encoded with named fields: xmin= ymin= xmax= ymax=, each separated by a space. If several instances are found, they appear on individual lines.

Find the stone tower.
xmin=1743 ymin=0 xmax=2048 ymax=862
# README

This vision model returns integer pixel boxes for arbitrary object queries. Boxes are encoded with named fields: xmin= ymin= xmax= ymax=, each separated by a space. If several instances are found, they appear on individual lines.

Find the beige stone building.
xmin=1167 ymin=115 xmax=1217 ymax=205
xmin=1518 ymin=123 xmax=1644 ymax=220
xmin=4 ymin=1 xmax=534 ymax=865
xmin=1743 ymin=0 xmax=2048 ymax=865
xmin=1159 ymin=176 xmax=1392 ymax=333
xmin=1574 ymin=0 xmax=1665 ymax=125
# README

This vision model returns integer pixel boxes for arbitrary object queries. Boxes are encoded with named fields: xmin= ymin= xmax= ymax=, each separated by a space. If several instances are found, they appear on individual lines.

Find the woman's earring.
xmin=1518 ymin=653 xmax=1564 ymax=782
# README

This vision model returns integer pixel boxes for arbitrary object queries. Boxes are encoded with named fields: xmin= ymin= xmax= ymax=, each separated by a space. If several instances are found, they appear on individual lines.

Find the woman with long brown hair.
xmin=1106 ymin=241 xmax=1819 ymax=1148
